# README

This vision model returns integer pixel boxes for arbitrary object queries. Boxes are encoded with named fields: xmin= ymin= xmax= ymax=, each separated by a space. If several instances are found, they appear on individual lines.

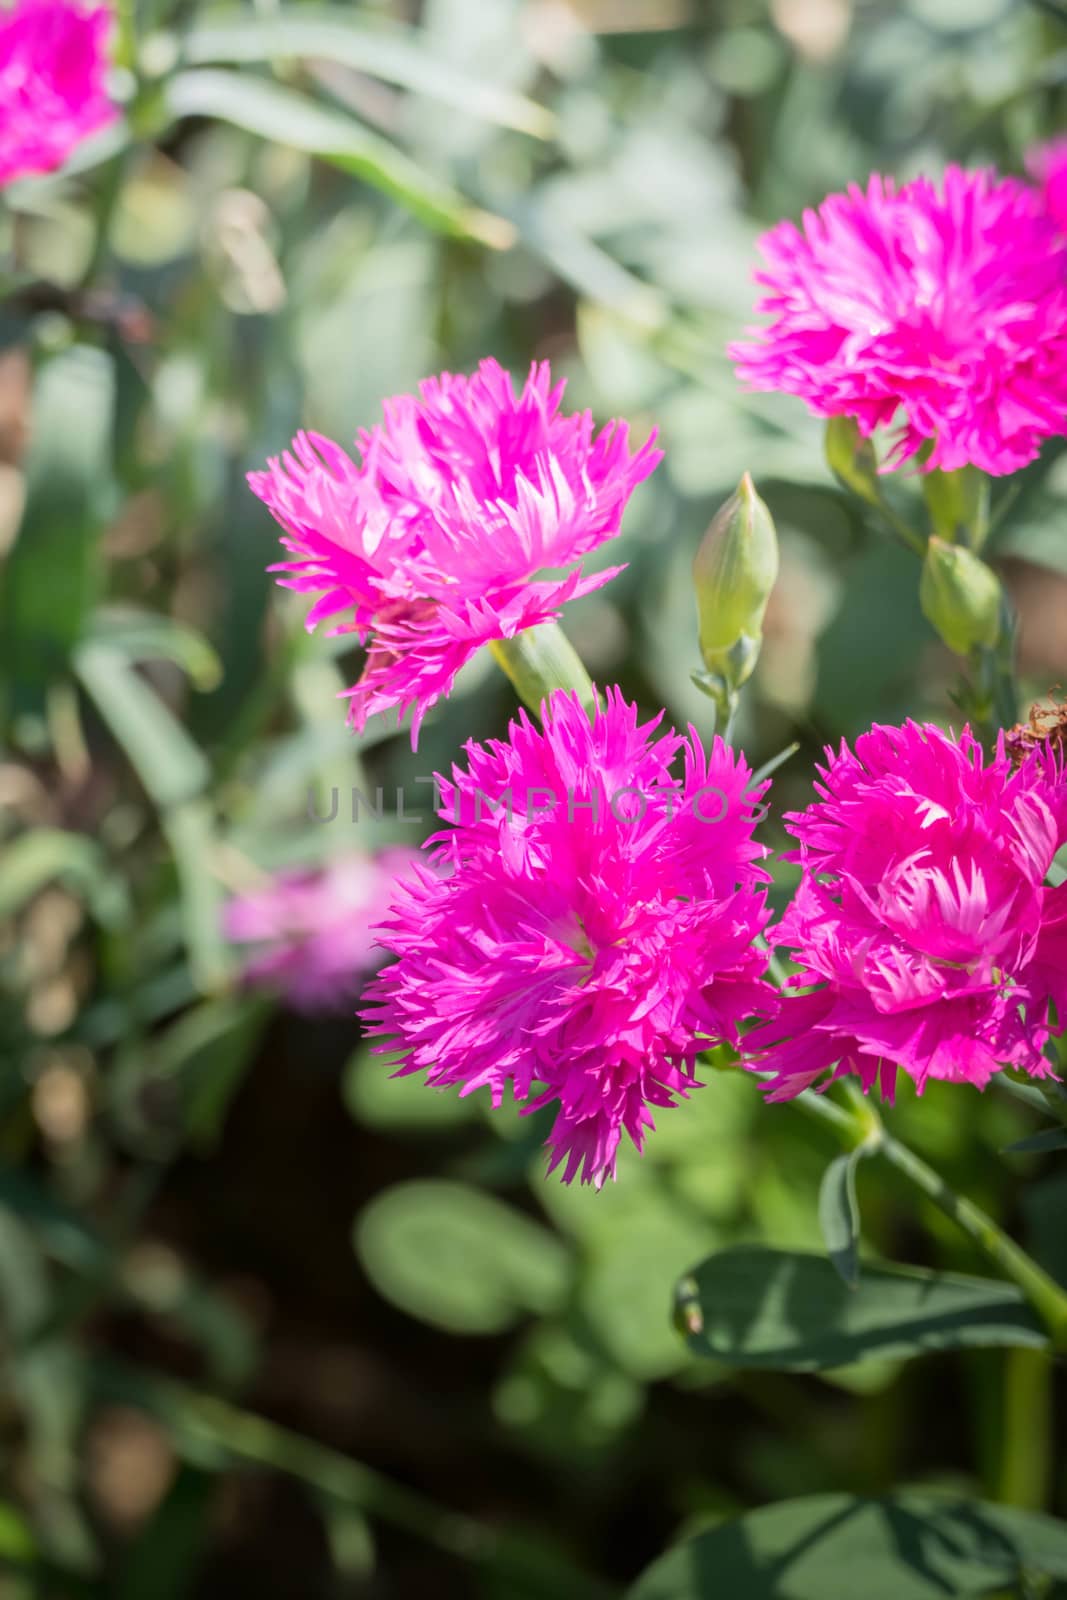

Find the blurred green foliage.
xmin=1 ymin=0 xmax=1067 ymax=1594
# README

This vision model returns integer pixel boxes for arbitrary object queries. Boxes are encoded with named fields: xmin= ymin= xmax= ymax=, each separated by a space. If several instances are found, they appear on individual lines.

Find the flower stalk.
xmin=800 ymin=1082 xmax=1067 ymax=1350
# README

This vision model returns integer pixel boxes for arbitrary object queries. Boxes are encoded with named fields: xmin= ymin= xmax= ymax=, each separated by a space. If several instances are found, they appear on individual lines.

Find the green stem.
xmin=78 ymin=147 xmax=128 ymax=292
xmin=997 ymin=1346 xmax=1052 ymax=1508
xmin=967 ymin=590 xmax=1019 ymax=742
xmin=876 ymin=1131 xmax=1067 ymax=1346
xmin=875 ymin=499 xmax=926 ymax=557
xmin=488 ymin=623 xmax=598 ymax=720
xmin=90 ymin=1359 xmax=614 ymax=1594
xmin=92 ymin=1360 xmax=492 ymax=1560
xmin=793 ymin=1083 xmax=1067 ymax=1349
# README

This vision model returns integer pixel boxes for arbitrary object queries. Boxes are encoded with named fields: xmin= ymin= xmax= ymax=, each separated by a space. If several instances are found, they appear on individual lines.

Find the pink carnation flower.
xmin=360 ymin=688 xmax=774 ymax=1186
xmin=0 ymin=0 xmax=117 ymax=188
xmin=730 ymin=167 xmax=1067 ymax=476
xmin=745 ymin=721 xmax=1067 ymax=1102
xmin=247 ymin=359 xmax=660 ymax=746
xmin=223 ymin=849 xmax=418 ymax=1014
xmin=1027 ymin=137 xmax=1067 ymax=236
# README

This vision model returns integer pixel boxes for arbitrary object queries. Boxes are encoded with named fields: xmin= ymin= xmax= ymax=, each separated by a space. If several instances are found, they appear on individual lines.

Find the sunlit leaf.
xmin=627 ymin=1491 xmax=1067 ymax=1599
xmin=674 ymin=1248 xmax=1047 ymax=1369
xmin=164 ymin=70 xmax=514 ymax=248
xmin=182 ymin=9 xmax=554 ymax=138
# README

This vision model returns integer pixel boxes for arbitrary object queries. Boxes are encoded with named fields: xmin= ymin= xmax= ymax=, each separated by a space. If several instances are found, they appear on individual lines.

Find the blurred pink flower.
xmin=248 ymin=360 xmax=660 ymax=745
xmin=0 ymin=0 xmax=117 ymax=187
xmin=730 ymin=167 xmax=1067 ymax=476
xmin=361 ymin=687 xmax=774 ymax=1186
xmin=1027 ymin=137 xmax=1067 ymax=235
xmin=745 ymin=721 xmax=1067 ymax=1101
xmin=223 ymin=850 xmax=418 ymax=1014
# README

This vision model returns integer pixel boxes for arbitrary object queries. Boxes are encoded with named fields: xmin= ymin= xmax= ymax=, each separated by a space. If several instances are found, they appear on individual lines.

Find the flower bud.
xmin=919 ymin=537 xmax=1002 ymax=656
xmin=692 ymin=473 xmax=779 ymax=696
xmin=825 ymin=415 xmax=880 ymax=506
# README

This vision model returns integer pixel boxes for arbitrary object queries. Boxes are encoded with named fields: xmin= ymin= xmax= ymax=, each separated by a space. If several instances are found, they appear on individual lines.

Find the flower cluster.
xmin=245 ymin=141 xmax=1067 ymax=1179
xmin=730 ymin=166 xmax=1067 ymax=476
xmin=0 ymin=0 xmax=117 ymax=188
xmin=747 ymin=721 xmax=1067 ymax=1100
xmin=223 ymin=850 xmax=418 ymax=1014
xmin=361 ymin=689 xmax=774 ymax=1186
xmin=248 ymin=359 xmax=660 ymax=744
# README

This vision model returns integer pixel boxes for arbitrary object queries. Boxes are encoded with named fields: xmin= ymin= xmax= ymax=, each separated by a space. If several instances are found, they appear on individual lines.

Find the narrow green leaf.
xmin=674 ymin=1247 xmax=1046 ymax=1370
xmin=75 ymin=644 xmax=227 ymax=989
xmin=167 ymin=992 xmax=270 ymax=1147
xmin=113 ymin=1467 xmax=212 ymax=1600
xmin=182 ymin=9 xmax=555 ymax=138
xmin=164 ymin=70 xmax=514 ymax=248
xmin=749 ymin=741 xmax=799 ymax=787
xmin=1003 ymin=1125 xmax=1067 ymax=1155
xmin=0 ymin=829 xmax=124 ymax=925
xmin=111 ymin=996 xmax=265 ymax=1149
xmin=85 ymin=607 xmax=222 ymax=691
xmin=818 ymin=1149 xmax=864 ymax=1287
xmin=75 ymin=642 xmax=209 ymax=809
xmin=628 ymin=1491 xmax=1067 ymax=1600
xmin=1 ymin=346 xmax=114 ymax=715
xmin=162 ymin=802 xmax=229 ymax=993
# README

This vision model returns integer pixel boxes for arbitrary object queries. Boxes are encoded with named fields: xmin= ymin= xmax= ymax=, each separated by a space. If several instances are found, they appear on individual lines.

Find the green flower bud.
xmin=920 ymin=537 xmax=1002 ymax=656
xmin=692 ymin=473 xmax=779 ymax=697
xmin=824 ymin=415 xmax=880 ymax=507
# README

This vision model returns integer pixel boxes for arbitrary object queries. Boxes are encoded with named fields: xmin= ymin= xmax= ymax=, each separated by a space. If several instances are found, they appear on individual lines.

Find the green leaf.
xmin=343 ymin=1047 xmax=476 ymax=1131
xmin=164 ymin=70 xmax=514 ymax=248
xmin=355 ymin=1181 xmax=571 ymax=1334
xmin=817 ymin=1150 xmax=865 ymax=1287
xmin=75 ymin=643 xmax=227 ymax=988
xmin=627 ymin=1491 xmax=1067 ymax=1600
xmin=182 ymin=9 xmax=554 ymax=138
xmin=162 ymin=801 xmax=230 ymax=994
xmin=0 ymin=1502 xmax=35 ymax=1565
xmin=1003 ymin=1125 xmax=1067 ymax=1155
xmin=111 ymin=996 xmax=269 ymax=1151
xmin=0 ymin=829 xmax=125 ymax=925
xmin=0 ymin=346 xmax=114 ymax=716
xmin=75 ymin=641 xmax=209 ymax=810
xmin=749 ymin=741 xmax=799 ymax=787
xmin=85 ymin=607 xmax=222 ymax=691
xmin=113 ymin=1467 xmax=212 ymax=1600
xmin=674 ymin=1248 xmax=1047 ymax=1370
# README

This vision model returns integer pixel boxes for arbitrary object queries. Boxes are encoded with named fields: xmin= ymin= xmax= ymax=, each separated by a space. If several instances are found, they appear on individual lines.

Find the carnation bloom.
xmin=1027 ymin=137 xmax=1067 ymax=236
xmin=745 ymin=721 xmax=1067 ymax=1102
xmin=0 ymin=0 xmax=117 ymax=188
xmin=730 ymin=167 xmax=1067 ymax=476
xmin=360 ymin=688 xmax=774 ymax=1185
xmin=223 ymin=850 xmax=418 ymax=1014
xmin=247 ymin=359 xmax=660 ymax=745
